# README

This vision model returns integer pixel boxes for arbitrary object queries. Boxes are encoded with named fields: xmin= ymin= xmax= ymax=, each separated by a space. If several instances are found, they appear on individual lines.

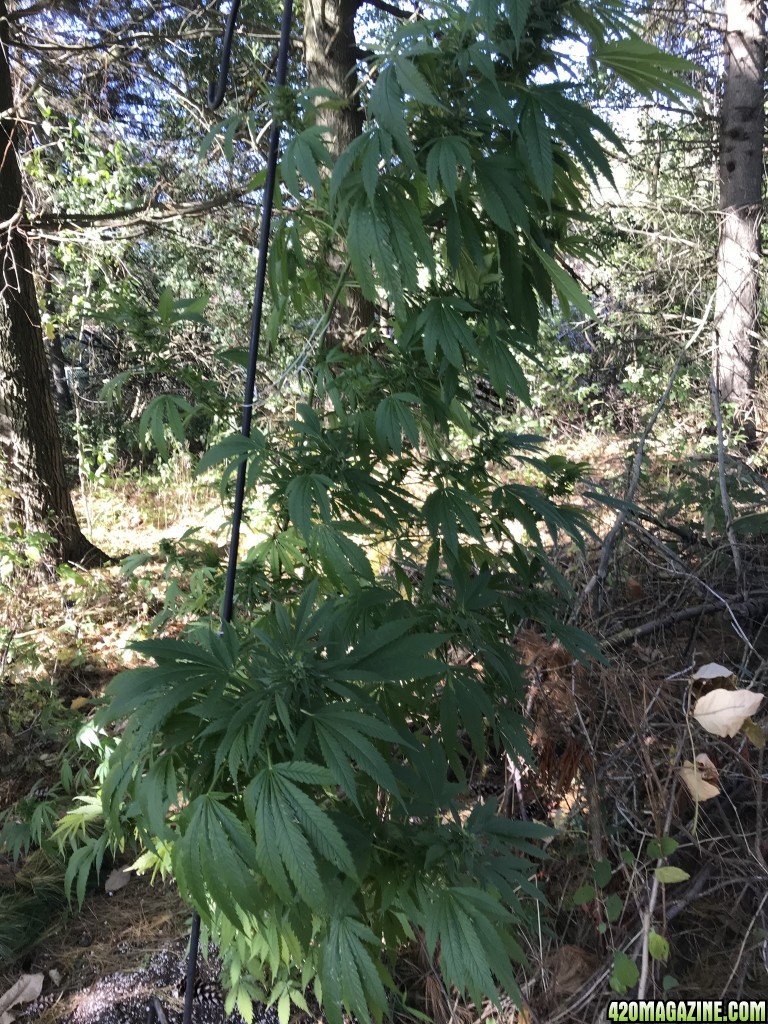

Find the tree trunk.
xmin=0 ymin=3 xmax=105 ymax=565
xmin=302 ymin=0 xmax=375 ymax=347
xmin=714 ymin=0 xmax=765 ymax=442
xmin=303 ymin=0 xmax=364 ymax=156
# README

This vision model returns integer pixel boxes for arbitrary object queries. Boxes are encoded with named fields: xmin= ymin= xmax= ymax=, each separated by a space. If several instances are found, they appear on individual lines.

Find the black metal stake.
xmin=207 ymin=0 xmax=243 ymax=112
xmin=149 ymin=1 xmax=295 ymax=1021
xmin=180 ymin=902 xmax=202 ymax=1024
xmin=219 ymin=0 xmax=294 ymax=627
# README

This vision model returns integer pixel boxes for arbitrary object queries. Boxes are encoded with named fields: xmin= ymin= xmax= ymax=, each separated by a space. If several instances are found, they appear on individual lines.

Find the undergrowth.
xmin=2 ymin=424 xmax=768 ymax=1022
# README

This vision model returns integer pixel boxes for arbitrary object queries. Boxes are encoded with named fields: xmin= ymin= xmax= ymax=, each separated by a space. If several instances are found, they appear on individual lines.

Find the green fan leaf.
xmin=593 ymin=37 xmax=701 ymax=101
xmin=368 ymin=64 xmax=416 ymax=167
xmin=425 ymin=135 xmax=472 ymax=198
xmin=475 ymin=156 xmax=529 ymax=233
xmin=272 ymin=770 xmax=357 ymax=877
xmin=519 ymin=98 xmax=553 ymax=202
xmin=394 ymin=56 xmax=444 ymax=108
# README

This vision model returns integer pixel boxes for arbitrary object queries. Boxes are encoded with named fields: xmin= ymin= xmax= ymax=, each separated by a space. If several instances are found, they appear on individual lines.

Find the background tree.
xmin=714 ymin=0 xmax=765 ymax=440
xmin=303 ymin=0 xmax=378 ymax=344
xmin=553 ymin=0 xmax=768 ymax=445
xmin=0 ymin=0 xmax=104 ymax=564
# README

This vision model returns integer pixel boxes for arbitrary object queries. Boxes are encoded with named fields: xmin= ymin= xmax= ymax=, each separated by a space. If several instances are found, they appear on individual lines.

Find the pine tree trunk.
xmin=303 ymin=0 xmax=375 ymax=347
xmin=714 ymin=0 xmax=765 ymax=441
xmin=0 ymin=3 xmax=106 ymax=565
xmin=303 ymin=0 xmax=364 ymax=155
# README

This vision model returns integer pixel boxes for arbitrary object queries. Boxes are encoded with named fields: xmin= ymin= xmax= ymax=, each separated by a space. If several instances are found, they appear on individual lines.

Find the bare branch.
xmin=26 ymin=184 xmax=256 ymax=237
xmin=362 ymin=0 xmax=414 ymax=18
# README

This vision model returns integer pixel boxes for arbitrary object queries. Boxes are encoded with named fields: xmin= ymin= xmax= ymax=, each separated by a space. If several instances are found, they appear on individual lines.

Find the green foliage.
xmin=138 ymin=394 xmax=194 ymax=461
xmin=591 ymin=37 xmax=700 ymax=101
xmin=0 ymin=851 xmax=70 ymax=964
xmin=648 ymin=930 xmax=670 ymax=963
xmin=610 ymin=951 xmax=640 ymax=993
xmin=77 ymin=600 xmax=551 ymax=1021
xmin=0 ymin=527 xmax=56 ymax=580
xmin=53 ymin=0 xmax=696 ymax=1018
xmin=0 ymin=649 xmax=110 ymax=870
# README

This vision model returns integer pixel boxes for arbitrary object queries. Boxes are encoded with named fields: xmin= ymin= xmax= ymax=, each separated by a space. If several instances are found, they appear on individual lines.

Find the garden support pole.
xmin=147 ymin=1 xmax=294 ymax=1020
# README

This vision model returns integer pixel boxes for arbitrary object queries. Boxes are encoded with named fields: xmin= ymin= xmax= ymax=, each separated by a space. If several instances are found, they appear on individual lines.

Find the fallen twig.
xmin=605 ymin=594 xmax=768 ymax=645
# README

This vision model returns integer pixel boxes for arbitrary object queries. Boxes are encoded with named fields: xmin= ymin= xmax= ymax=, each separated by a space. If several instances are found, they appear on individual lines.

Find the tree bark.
xmin=714 ymin=0 xmax=765 ymax=442
xmin=302 ymin=0 xmax=375 ymax=347
xmin=303 ymin=0 xmax=364 ymax=156
xmin=0 ymin=3 xmax=105 ymax=565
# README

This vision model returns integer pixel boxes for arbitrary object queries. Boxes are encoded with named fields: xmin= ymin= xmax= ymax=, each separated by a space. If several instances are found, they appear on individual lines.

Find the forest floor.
xmin=2 ymin=424 xmax=768 ymax=1024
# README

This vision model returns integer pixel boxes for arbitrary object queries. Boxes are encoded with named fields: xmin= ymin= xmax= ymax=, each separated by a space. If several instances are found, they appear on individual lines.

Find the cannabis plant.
xmin=55 ymin=1 xmax=696 ymax=1020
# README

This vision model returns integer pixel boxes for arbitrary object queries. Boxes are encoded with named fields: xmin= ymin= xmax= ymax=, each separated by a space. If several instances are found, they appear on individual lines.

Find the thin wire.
xmin=168 ymin=2 xmax=295 ymax=1022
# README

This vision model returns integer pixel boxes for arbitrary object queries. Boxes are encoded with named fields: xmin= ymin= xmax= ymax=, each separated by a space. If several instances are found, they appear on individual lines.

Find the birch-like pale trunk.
xmin=714 ymin=0 xmax=765 ymax=441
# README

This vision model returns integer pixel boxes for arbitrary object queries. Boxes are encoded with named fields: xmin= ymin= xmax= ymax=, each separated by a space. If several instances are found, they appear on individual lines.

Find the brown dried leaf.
xmin=692 ymin=688 xmax=764 ymax=738
xmin=692 ymin=662 xmax=735 ymax=682
xmin=679 ymin=760 xmax=720 ymax=802
xmin=0 ymin=974 xmax=44 ymax=1023
xmin=543 ymin=944 xmax=599 ymax=1000
xmin=694 ymin=752 xmax=719 ymax=783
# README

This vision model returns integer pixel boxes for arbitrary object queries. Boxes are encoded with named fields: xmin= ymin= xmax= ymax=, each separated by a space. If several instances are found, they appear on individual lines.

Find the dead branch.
xmin=25 ymin=184 xmax=257 ymax=237
xmin=605 ymin=593 xmax=768 ymax=645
